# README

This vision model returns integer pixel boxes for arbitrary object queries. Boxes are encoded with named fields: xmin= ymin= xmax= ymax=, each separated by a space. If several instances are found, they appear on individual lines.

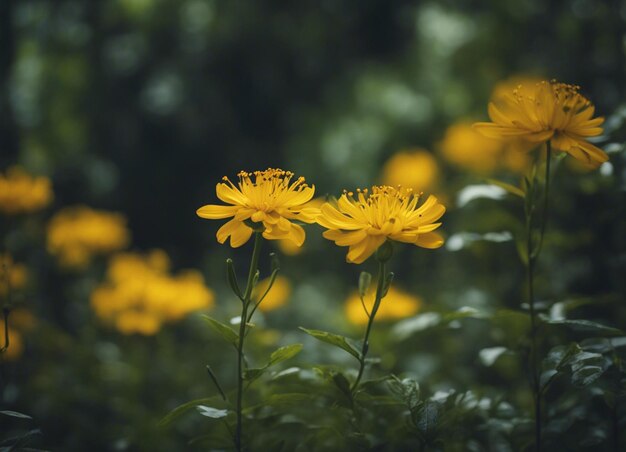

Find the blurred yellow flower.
xmin=318 ymin=186 xmax=445 ymax=264
xmin=440 ymin=122 xmax=532 ymax=174
xmin=47 ymin=206 xmax=131 ymax=268
xmin=345 ymin=286 xmax=422 ymax=325
xmin=0 ymin=309 xmax=35 ymax=361
xmin=0 ymin=254 xmax=28 ymax=298
xmin=381 ymin=149 xmax=439 ymax=191
xmin=0 ymin=323 xmax=23 ymax=361
xmin=252 ymin=275 xmax=292 ymax=312
xmin=0 ymin=166 xmax=53 ymax=216
xmin=197 ymin=169 xmax=320 ymax=248
xmin=474 ymin=80 xmax=608 ymax=168
xmin=91 ymin=250 xmax=214 ymax=335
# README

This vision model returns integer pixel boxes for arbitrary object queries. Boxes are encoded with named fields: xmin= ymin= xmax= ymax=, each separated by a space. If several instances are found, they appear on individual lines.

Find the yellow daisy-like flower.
xmin=0 ymin=166 xmax=53 ymax=216
xmin=196 ymin=169 xmax=320 ymax=248
xmin=473 ymin=80 xmax=608 ymax=168
xmin=318 ymin=186 xmax=445 ymax=264
xmin=345 ymin=286 xmax=422 ymax=326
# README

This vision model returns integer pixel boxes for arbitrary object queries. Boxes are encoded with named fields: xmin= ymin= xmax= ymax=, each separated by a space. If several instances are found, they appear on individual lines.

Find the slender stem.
xmin=351 ymin=259 xmax=387 ymax=394
xmin=525 ymin=141 xmax=552 ymax=452
xmin=235 ymin=232 xmax=263 ymax=452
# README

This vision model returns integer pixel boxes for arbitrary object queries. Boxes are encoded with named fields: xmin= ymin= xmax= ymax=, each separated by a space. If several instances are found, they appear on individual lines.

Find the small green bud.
xmin=358 ymin=272 xmax=372 ymax=298
xmin=375 ymin=240 xmax=394 ymax=263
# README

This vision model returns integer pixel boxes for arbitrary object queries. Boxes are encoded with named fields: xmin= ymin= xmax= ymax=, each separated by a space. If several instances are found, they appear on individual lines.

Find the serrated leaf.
xmin=196 ymin=406 xmax=229 ymax=419
xmin=202 ymin=315 xmax=239 ymax=346
xmin=546 ymin=319 xmax=623 ymax=337
xmin=268 ymin=343 xmax=303 ymax=367
xmin=299 ymin=327 xmax=361 ymax=360
xmin=0 ymin=410 xmax=32 ymax=420
xmin=159 ymin=397 xmax=222 ymax=427
xmin=486 ymin=178 xmax=525 ymax=198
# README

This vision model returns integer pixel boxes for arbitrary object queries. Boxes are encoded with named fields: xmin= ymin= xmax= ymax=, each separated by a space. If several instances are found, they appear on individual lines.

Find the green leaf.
xmin=386 ymin=376 xmax=420 ymax=411
xmin=546 ymin=319 xmax=624 ymax=337
xmin=268 ymin=343 xmax=303 ymax=367
xmin=0 ymin=410 xmax=32 ymax=420
xmin=243 ymin=367 xmax=266 ymax=382
xmin=486 ymin=178 xmax=525 ymax=198
xmin=196 ymin=406 xmax=229 ymax=419
xmin=570 ymin=351 xmax=608 ymax=387
xmin=243 ymin=344 xmax=302 ymax=383
xmin=479 ymin=346 xmax=508 ymax=367
xmin=331 ymin=372 xmax=353 ymax=404
xmin=159 ymin=397 xmax=222 ymax=427
xmin=202 ymin=315 xmax=239 ymax=346
xmin=299 ymin=327 xmax=361 ymax=360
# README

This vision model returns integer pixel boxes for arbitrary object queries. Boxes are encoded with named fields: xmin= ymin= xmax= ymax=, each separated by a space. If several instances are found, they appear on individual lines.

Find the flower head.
xmin=91 ymin=250 xmax=214 ymax=335
xmin=473 ymin=80 xmax=608 ymax=168
xmin=440 ymin=122 xmax=532 ymax=174
xmin=47 ymin=206 xmax=130 ymax=268
xmin=318 ymin=186 xmax=445 ymax=264
xmin=345 ymin=286 xmax=422 ymax=325
xmin=381 ymin=149 xmax=439 ymax=192
xmin=197 ymin=169 xmax=319 ymax=248
xmin=0 ymin=166 xmax=53 ymax=216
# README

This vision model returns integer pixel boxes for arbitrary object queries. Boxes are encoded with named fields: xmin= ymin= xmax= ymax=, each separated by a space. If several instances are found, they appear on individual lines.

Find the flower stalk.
xmin=351 ymin=242 xmax=393 ymax=394
xmin=234 ymin=231 xmax=263 ymax=452
xmin=524 ymin=141 xmax=552 ymax=451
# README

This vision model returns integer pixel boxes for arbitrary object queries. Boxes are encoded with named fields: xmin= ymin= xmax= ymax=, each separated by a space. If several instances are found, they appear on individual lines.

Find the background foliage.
xmin=1 ymin=0 xmax=625 ymax=450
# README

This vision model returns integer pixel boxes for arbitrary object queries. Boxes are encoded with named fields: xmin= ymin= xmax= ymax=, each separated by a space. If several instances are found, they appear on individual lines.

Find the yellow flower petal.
xmin=196 ymin=204 xmax=239 ymax=219
xmin=415 ymin=232 xmax=444 ymax=249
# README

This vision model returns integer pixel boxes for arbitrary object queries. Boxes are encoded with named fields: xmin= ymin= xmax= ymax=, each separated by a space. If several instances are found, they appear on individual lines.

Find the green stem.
xmin=525 ymin=141 xmax=552 ymax=452
xmin=351 ymin=259 xmax=387 ymax=394
xmin=235 ymin=232 xmax=263 ymax=452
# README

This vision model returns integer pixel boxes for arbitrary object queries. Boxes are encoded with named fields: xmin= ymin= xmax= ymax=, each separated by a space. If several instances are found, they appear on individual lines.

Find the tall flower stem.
xmin=234 ymin=231 xmax=263 ymax=452
xmin=525 ymin=141 xmax=552 ymax=451
xmin=351 ymin=258 xmax=388 ymax=394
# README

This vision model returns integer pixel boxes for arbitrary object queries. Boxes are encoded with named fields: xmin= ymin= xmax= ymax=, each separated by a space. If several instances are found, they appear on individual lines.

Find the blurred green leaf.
xmin=299 ymin=327 xmax=361 ymax=360
xmin=202 ymin=315 xmax=239 ymax=346
xmin=545 ymin=319 xmax=624 ymax=337
xmin=0 ymin=411 xmax=32 ymax=420
xmin=196 ymin=406 xmax=229 ymax=419
xmin=268 ymin=344 xmax=303 ymax=367
xmin=159 ymin=397 xmax=223 ymax=427
xmin=479 ymin=346 xmax=508 ymax=367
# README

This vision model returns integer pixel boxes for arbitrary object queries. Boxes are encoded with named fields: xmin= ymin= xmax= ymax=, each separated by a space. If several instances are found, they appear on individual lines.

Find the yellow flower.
xmin=197 ymin=169 xmax=320 ymax=248
xmin=0 ymin=323 xmax=23 ymax=361
xmin=381 ymin=149 xmax=439 ymax=191
xmin=90 ymin=250 xmax=214 ymax=335
xmin=439 ymin=122 xmax=532 ymax=174
xmin=275 ymin=197 xmax=326 ymax=256
xmin=474 ymin=80 xmax=608 ymax=168
xmin=318 ymin=186 xmax=445 ymax=264
xmin=0 ymin=254 xmax=28 ymax=298
xmin=0 ymin=166 xmax=53 ymax=216
xmin=345 ymin=286 xmax=422 ymax=325
xmin=252 ymin=275 xmax=292 ymax=312
xmin=47 ymin=206 xmax=131 ymax=268
xmin=0 ymin=309 xmax=34 ymax=361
